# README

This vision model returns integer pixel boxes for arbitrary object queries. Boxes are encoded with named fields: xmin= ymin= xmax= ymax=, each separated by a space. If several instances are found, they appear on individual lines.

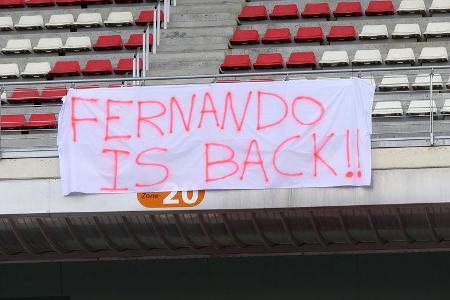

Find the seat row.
xmin=0 ymin=0 xmax=149 ymax=7
xmin=0 ymin=10 xmax=163 ymax=30
xmin=0 ymin=58 xmax=142 ymax=78
xmin=1 ymin=34 xmax=151 ymax=54
xmin=0 ymin=113 xmax=57 ymax=130
xmin=221 ymin=47 xmax=449 ymax=71
xmin=238 ymin=0 xmax=450 ymax=21
xmin=231 ymin=23 xmax=450 ymax=46
xmin=373 ymin=99 xmax=449 ymax=117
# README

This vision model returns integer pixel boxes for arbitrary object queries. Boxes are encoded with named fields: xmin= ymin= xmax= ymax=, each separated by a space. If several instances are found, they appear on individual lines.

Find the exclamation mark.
xmin=345 ymin=129 xmax=354 ymax=178
xmin=356 ymin=129 xmax=362 ymax=178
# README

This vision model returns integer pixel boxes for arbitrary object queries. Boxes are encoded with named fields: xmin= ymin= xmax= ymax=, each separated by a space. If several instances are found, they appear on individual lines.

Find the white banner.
xmin=58 ymin=79 xmax=375 ymax=195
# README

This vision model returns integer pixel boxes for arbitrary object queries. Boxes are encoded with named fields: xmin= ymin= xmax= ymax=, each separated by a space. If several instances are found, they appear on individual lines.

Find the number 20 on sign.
xmin=137 ymin=191 xmax=205 ymax=208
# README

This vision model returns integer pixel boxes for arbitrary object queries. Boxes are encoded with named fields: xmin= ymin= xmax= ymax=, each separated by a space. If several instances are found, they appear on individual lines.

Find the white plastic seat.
xmin=75 ymin=13 xmax=103 ymax=28
xmin=429 ymin=0 xmax=450 ymax=13
xmin=379 ymin=75 xmax=410 ymax=91
xmin=14 ymin=15 xmax=44 ymax=30
xmin=352 ymin=49 xmax=382 ymax=65
xmin=385 ymin=48 xmax=415 ymax=64
xmin=21 ymin=62 xmax=51 ymax=78
xmin=0 ymin=64 xmax=19 ymax=79
xmin=319 ymin=51 xmax=349 ymax=67
xmin=397 ymin=0 xmax=426 ymax=14
xmin=104 ymin=12 xmax=133 ymax=26
xmin=412 ymin=74 xmax=444 ymax=90
xmin=33 ymin=38 xmax=63 ymax=53
xmin=424 ymin=22 xmax=450 ymax=38
xmin=440 ymin=98 xmax=450 ymax=114
xmin=1 ymin=39 xmax=32 ymax=54
xmin=0 ymin=16 xmax=13 ymax=31
xmin=359 ymin=25 xmax=388 ymax=40
xmin=407 ymin=100 xmax=437 ymax=115
xmin=391 ymin=24 xmax=421 ymax=39
xmin=418 ymin=47 xmax=448 ymax=63
xmin=63 ymin=36 xmax=91 ymax=52
xmin=373 ymin=101 xmax=403 ymax=116
xmin=45 ymin=14 xmax=74 ymax=29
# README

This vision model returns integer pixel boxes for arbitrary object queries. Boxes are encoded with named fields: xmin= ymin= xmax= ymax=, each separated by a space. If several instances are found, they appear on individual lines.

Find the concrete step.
xmin=169 ymin=19 xmax=237 ymax=28
xmin=172 ymin=3 xmax=242 ymax=14
xmin=161 ymin=26 xmax=235 ymax=38
xmin=177 ymin=0 xmax=244 ymax=4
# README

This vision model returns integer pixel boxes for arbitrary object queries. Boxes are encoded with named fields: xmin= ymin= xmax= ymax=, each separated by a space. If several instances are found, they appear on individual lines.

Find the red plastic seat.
xmin=49 ymin=61 xmax=81 ymax=77
xmin=230 ymin=29 xmax=260 ymax=45
xmin=294 ymin=27 xmax=324 ymax=43
xmin=0 ymin=115 xmax=26 ymax=130
xmin=40 ymin=86 xmax=67 ymax=102
xmin=82 ymin=60 xmax=113 ymax=75
xmin=220 ymin=54 xmax=251 ymax=71
xmin=124 ymin=33 xmax=153 ymax=49
xmin=327 ymin=26 xmax=357 ymax=41
xmin=8 ymin=88 xmax=39 ymax=103
xmin=334 ymin=1 xmax=363 ymax=17
xmin=93 ymin=35 xmax=123 ymax=50
xmin=114 ymin=58 xmax=142 ymax=74
xmin=0 ymin=0 xmax=25 ymax=7
xmin=270 ymin=4 xmax=299 ymax=19
xmin=253 ymin=53 xmax=284 ymax=69
xmin=135 ymin=10 xmax=164 ymax=25
xmin=55 ymin=0 xmax=81 ymax=5
xmin=365 ymin=1 xmax=395 ymax=16
xmin=238 ymin=5 xmax=268 ymax=21
xmin=26 ymin=0 xmax=55 ymax=6
xmin=27 ymin=113 xmax=57 ymax=129
xmin=286 ymin=52 xmax=317 ymax=68
xmin=301 ymin=3 xmax=330 ymax=18
xmin=262 ymin=28 xmax=291 ymax=44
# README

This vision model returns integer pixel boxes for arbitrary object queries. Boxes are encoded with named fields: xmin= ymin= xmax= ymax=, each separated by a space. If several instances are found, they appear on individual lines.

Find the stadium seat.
xmin=2 ymin=39 xmax=32 ymax=54
xmin=220 ymin=54 xmax=251 ymax=71
xmin=124 ymin=33 xmax=152 ymax=49
xmin=294 ymin=27 xmax=324 ymax=43
xmin=429 ymin=0 xmax=450 ymax=13
xmin=0 ymin=0 xmax=24 ymax=7
xmin=286 ymin=52 xmax=316 ymax=68
xmin=301 ymin=3 xmax=330 ymax=18
xmin=424 ymin=22 xmax=450 ymax=38
xmin=0 ymin=115 xmax=26 ymax=130
xmin=46 ymin=14 xmax=74 ymax=29
xmin=75 ymin=13 xmax=102 ymax=28
xmin=135 ymin=10 xmax=165 ymax=25
xmin=392 ymin=24 xmax=421 ymax=39
xmin=262 ymin=28 xmax=291 ymax=44
xmin=385 ymin=48 xmax=415 ymax=64
xmin=33 ymin=38 xmax=63 ymax=53
xmin=365 ymin=1 xmax=395 ymax=15
xmin=319 ymin=51 xmax=349 ymax=67
xmin=27 ymin=114 xmax=57 ymax=129
xmin=49 ymin=61 xmax=80 ymax=77
xmin=114 ymin=58 xmax=142 ymax=74
xmin=8 ymin=88 xmax=39 ymax=103
xmin=93 ymin=35 xmax=123 ymax=50
xmin=407 ymin=100 xmax=437 ymax=115
xmin=0 ymin=64 xmax=19 ymax=79
xmin=333 ymin=1 xmax=363 ymax=17
xmin=63 ymin=37 xmax=91 ymax=52
xmin=359 ymin=25 xmax=388 ymax=40
xmin=15 ymin=15 xmax=44 ymax=30
xmin=397 ymin=0 xmax=426 ymax=15
xmin=270 ymin=4 xmax=299 ymax=19
xmin=352 ymin=49 xmax=382 ymax=65
xmin=104 ymin=12 xmax=134 ymax=27
xmin=253 ymin=53 xmax=284 ymax=69
xmin=238 ymin=5 xmax=268 ymax=21
xmin=229 ymin=29 xmax=260 ymax=45
xmin=40 ymin=86 xmax=67 ymax=102
xmin=418 ymin=47 xmax=448 ymax=63
xmin=0 ymin=16 xmax=13 ymax=31
xmin=327 ymin=26 xmax=357 ymax=41
xmin=379 ymin=75 xmax=410 ymax=91
xmin=372 ymin=101 xmax=403 ymax=117
xmin=55 ymin=0 xmax=81 ymax=5
xmin=82 ymin=59 xmax=113 ymax=75
xmin=440 ymin=99 xmax=450 ymax=114
xmin=21 ymin=62 xmax=51 ymax=78
xmin=412 ymin=74 xmax=443 ymax=90
xmin=27 ymin=0 xmax=55 ymax=6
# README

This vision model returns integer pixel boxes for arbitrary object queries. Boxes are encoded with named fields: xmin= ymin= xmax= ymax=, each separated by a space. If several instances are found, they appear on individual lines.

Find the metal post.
xmin=173 ymin=0 xmax=176 ymax=6
xmin=156 ymin=2 xmax=161 ymax=46
xmin=163 ymin=0 xmax=168 ymax=29
xmin=146 ymin=24 xmax=150 ymax=70
xmin=142 ymin=30 xmax=146 ymax=78
xmin=429 ymin=69 xmax=434 ymax=145
xmin=0 ymin=86 xmax=3 ymax=159
xmin=152 ymin=8 xmax=157 ymax=54
xmin=132 ymin=55 xmax=137 ymax=86
xmin=166 ymin=0 xmax=170 ymax=23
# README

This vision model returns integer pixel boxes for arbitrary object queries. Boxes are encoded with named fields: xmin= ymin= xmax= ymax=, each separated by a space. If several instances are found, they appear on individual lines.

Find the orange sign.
xmin=137 ymin=190 xmax=205 ymax=208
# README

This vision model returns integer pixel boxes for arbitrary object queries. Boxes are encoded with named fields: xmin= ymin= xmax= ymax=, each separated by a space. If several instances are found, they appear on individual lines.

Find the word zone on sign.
xmin=57 ymin=79 xmax=375 ymax=195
